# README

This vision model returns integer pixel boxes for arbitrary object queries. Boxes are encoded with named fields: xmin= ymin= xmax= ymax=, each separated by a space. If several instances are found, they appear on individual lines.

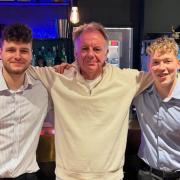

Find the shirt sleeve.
xmin=45 ymin=93 xmax=55 ymax=127
xmin=134 ymin=70 xmax=153 ymax=96
xmin=27 ymin=66 xmax=57 ymax=92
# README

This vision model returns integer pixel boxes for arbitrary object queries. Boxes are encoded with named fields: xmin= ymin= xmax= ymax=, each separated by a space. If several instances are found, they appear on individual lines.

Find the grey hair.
xmin=73 ymin=22 xmax=109 ymax=47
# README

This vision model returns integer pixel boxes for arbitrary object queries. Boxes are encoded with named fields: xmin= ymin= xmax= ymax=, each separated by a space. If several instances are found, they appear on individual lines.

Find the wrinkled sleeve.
xmin=122 ymin=69 xmax=153 ymax=97
xmin=134 ymin=71 xmax=153 ymax=96
xmin=27 ymin=66 xmax=56 ymax=91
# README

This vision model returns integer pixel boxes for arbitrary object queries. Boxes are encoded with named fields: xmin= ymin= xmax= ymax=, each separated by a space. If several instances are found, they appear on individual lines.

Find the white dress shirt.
xmin=0 ymin=66 xmax=49 ymax=178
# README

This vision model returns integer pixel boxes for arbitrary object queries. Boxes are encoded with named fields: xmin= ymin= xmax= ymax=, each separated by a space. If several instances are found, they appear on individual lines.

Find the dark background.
xmin=0 ymin=0 xmax=180 ymax=67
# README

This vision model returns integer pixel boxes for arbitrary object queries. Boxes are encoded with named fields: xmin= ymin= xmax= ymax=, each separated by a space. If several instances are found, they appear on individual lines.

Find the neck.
xmin=81 ymin=70 xmax=102 ymax=80
xmin=2 ymin=68 xmax=25 ymax=90
xmin=155 ymin=79 xmax=177 ymax=99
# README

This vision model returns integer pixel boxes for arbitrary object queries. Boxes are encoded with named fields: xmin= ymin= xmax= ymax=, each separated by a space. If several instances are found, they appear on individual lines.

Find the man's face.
xmin=74 ymin=30 xmax=108 ymax=79
xmin=1 ymin=40 xmax=32 ymax=75
xmin=149 ymin=50 xmax=180 ymax=89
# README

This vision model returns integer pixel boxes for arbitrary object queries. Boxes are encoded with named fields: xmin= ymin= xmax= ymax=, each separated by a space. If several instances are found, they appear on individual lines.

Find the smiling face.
xmin=1 ymin=40 xmax=32 ymax=76
xmin=74 ymin=30 xmax=108 ymax=80
xmin=149 ymin=50 xmax=179 ymax=90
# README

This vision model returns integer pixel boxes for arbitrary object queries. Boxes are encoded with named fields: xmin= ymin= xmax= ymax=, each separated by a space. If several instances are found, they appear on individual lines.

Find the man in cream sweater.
xmin=28 ymin=22 xmax=152 ymax=180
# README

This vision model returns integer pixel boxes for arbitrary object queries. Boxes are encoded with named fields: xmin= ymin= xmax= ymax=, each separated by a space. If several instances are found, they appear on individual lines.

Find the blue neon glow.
xmin=0 ymin=0 xmax=69 ymax=39
xmin=32 ymin=26 xmax=58 ymax=39
xmin=0 ymin=0 xmax=69 ymax=6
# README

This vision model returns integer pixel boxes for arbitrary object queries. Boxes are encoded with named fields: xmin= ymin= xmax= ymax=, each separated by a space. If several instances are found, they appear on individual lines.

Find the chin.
xmin=87 ymin=67 xmax=98 ymax=71
xmin=11 ymin=67 xmax=28 ymax=74
xmin=159 ymin=81 xmax=173 ymax=87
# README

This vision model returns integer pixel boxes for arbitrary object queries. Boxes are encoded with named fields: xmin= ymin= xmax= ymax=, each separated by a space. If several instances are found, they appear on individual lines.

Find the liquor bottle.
xmin=41 ymin=46 xmax=46 ymax=57
xmin=35 ymin=46 xmax=47 ymax=67
xmin=46 ymin=48 xmax=54 ymax=66
xmin=60 ymin=46 xmax=67 ymax=63
xmin=54 ymin=46 xmax=62 ymax=65
xmin=31 ymin=51 xmax=36 ymax=66
xmin=52 ymin=46 xmax=56 ymax=62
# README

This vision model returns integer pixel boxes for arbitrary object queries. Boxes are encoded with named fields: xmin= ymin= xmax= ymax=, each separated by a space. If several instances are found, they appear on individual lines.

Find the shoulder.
xmin=133 ymin=85 xmax=153 ymax=104
xmin=107 ymin=64 xmax=145 ymax=76
xmin=27 ymin=73 xmax=48 ymax=93
xmin=108 ymin=64 xmax=149 ymax=81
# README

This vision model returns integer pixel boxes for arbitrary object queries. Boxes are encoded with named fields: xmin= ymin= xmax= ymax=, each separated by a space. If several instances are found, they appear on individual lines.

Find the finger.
xmin=60 ymin=67 xmax=63 ymax=74
xmin=53 ymin=66 xmax=59 ymax=72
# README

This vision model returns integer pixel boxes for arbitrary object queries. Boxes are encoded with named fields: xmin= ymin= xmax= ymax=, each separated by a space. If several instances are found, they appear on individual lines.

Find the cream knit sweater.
xmin=28 ymin=63 xmax=152 ymax=180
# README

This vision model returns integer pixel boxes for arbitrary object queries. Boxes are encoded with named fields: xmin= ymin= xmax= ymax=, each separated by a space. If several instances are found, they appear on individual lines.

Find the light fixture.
xmin=70 ymin=0 xmax=79 ymax=24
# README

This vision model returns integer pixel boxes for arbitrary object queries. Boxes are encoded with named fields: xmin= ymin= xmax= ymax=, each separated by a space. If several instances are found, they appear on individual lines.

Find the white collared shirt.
xmin=0 ymin=65 xmax=49 ymax=178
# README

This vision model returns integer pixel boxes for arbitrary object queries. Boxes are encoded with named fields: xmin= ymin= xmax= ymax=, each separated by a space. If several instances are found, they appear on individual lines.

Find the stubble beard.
xmin=3 ymin=63 xmax=29 ymax=76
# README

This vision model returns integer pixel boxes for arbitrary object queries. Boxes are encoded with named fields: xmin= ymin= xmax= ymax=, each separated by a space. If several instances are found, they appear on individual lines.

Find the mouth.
xmin=10 ymin=61 xmax=25 ymax=65
xmin=158 ymin=73 xmax=168 ymax=77
xmin=87 ymin=61 xmax=98 ymax=66
xmin=88 ymin=63 xmax=96 ymax=65
xmin=157 ymin=73 xmax=168 ymax=81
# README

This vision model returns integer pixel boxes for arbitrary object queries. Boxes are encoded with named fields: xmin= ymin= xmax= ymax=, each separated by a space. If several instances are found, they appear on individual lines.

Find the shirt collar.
xmin=0 ymin=66 xmax=33 ymax=92
xmin=171 ymin=79 xmax=180 ymax=99
xmin=0 ymin=66 xmax=8 ymax=91
xmin=146 ymin=78 xmax=180 ymax=100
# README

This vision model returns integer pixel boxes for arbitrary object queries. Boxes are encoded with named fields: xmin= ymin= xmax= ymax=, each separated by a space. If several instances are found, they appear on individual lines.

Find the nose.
xmin=14 ymin=51 xmax=21 ymax=60
xmin=158 ymin=62 xmax=166 ymax=69
xmin=87 ymin=48 xmax=94 ymax=57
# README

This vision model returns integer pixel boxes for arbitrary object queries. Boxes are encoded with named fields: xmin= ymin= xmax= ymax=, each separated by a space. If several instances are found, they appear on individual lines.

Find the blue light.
xmin=0 ymin=0 xmax=69 ymax=6
xmin=31 ymin=21 xmax=59 ymax=39
xmin=0 ymin=1 xmax=69 ymax=39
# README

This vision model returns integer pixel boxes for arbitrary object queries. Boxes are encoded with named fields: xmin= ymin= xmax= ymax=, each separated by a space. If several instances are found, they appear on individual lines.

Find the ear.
xmin=147 ymin=56 xmax=151 ymax=72
xmin=74 ymin=48 xmax=77 ymax=60
xmin=106 ymin=48 xmax=109 ymax=56
xmin=0 ymin=48 xmax=2 ymax=60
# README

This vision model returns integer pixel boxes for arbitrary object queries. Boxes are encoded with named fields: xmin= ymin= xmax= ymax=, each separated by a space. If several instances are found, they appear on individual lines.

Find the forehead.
xmin=77 ymin=31 xmax=106 ymax=44
xmin=2 ymin=40 xmax=32 ymax=49
xmin=150 ymin=50 xmax=176 ymax=60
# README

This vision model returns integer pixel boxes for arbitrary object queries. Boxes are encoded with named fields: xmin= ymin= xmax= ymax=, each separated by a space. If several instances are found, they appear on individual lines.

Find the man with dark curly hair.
xmin=0 ymin=23 xmax=50 ymax=179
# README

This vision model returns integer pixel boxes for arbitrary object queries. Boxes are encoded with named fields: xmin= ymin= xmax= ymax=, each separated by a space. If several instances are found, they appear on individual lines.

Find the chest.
xmin=140 ymin=94 xmax=180 ymax=132
xmin=0 ymin=88 xmax=48 ymax=126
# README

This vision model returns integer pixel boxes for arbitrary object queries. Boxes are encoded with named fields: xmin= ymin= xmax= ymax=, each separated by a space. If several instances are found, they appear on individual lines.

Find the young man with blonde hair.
xmin=134 ymin=37 xmax=180 ymax=180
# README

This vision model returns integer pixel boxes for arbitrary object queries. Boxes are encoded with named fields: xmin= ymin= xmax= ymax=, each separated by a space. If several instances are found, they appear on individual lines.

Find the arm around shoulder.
xmin=27 ymin=66 xmax=56 ymax=89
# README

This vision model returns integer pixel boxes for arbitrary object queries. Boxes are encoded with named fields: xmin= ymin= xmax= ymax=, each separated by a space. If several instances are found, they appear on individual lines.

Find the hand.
xmin=54 ymin=63 xmax=75 ymax=74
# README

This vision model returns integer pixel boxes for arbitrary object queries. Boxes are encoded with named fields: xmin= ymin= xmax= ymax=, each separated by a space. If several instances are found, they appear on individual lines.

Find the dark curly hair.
xmin=2 ymin=23 xmax=32 ymax=43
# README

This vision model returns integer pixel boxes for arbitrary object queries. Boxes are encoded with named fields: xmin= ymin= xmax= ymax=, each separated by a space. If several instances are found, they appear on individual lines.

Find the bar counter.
xmin=36 ymin=127 xmax=55 ymax=180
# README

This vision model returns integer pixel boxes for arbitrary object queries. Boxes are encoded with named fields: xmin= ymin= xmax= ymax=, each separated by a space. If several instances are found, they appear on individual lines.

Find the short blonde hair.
xmin=72 ymin=22 xmax=108 ymax=46
xmin=146 ymin=36 xmax=179 ymax=56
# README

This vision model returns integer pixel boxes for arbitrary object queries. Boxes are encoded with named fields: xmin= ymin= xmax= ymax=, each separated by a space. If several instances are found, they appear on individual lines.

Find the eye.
xmin=81 ymin=47 xmax=88 ymax=51
xmin=6 ymin=48 xmax=15 ymax=53
xmin=164 ymin=59 xmax=172 ymax=63
xmin=152 ymin=61 xmax=159 ymax=65
xmin=94 ymin=48 xmax=101 ymax=52
xmin=20 ymin=49 xmax=29 ymax=54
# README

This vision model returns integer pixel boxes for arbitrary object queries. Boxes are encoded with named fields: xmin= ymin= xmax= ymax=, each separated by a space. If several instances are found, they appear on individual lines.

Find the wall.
xmin=144 ymin=0 xmax=180 ymax=34
xmin=78 ymin=0 xmax=131 ymax=27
